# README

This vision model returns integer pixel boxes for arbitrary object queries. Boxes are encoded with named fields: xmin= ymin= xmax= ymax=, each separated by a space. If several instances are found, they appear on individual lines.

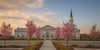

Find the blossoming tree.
xmin=90 ymin=24 xmax=100 ymax=45
xmin=62 ymin=22 xmax=75 ymax=48
xmin=35 ymin=27 xmax=41 ymax=40
xmin=26 ymin=21 xmax=36 ymax=45
xmin=1 ymin=22 xmax=12 ymax=46
xmin=55 ymin=27 xmax=60 ymax=40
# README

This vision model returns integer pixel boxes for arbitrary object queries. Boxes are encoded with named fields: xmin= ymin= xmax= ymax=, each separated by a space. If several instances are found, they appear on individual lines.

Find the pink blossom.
xmin=1 ymin=23 xmax=12 ymax=39
xmin=90 ymin=24 xmax=99 ymax=39
xmin=62 ymin=22 xmax=75 ymax=41
xmin=55 ymin=27 xmax=60 ymax=39
xmin=35 ymin=27 xmax=41 ymax=39
xmin=26 ymin=21 xmax=36 ymax=38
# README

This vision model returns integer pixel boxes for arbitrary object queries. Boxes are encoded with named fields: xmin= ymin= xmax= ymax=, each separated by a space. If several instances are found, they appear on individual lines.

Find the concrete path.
xmin=0 ymin=41 xmax=39 ymax=46
xmin=0 ymin=48 xmax=23 ymax=50
xmin=0 ymin=41 xmax=100 ymax=46
xmin=57 ymin=41 xmax=100 ymax=46
xmin=74 ymin=48 xmax=100 ymax=50
xmin=40 ymin=40 xmax=56 ymax=50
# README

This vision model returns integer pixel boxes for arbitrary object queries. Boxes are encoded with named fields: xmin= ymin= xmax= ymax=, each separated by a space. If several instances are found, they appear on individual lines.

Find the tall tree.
xmin=62 ymin=22 xmax=75 ymax=48
xmin=35 ymin=27 xmax=41 ymax=40
xmin=55 ymin=27 xmax=60 ymax=40
xmin=90 ymin=24 xmax=100 ymax=46
xmin=26 ymin=21 xmax=36 ymax=46
xmin=1 ymin=22 xmax=12 ymax=46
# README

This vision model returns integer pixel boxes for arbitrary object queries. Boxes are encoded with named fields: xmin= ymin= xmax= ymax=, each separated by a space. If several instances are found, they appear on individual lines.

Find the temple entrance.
xmin=46 ymin=31 xmax=51 ymax=40
xmin=41 ymin=25 xmax=55 ymax=40
xmin=43 ymin=31 xmax=51 ymax=40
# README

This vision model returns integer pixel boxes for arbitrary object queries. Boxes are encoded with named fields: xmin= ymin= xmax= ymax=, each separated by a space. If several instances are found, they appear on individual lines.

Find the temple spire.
xmin=69 ymin=6 xmax=74 ymax=24
xmin=70 ymin=6 xmax=73 ymax=17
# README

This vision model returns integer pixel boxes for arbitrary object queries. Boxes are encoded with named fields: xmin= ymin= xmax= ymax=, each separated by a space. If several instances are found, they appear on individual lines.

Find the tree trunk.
xmin=28 ymin=38 xmax=30 ymax=50
xmin=93 ymin=38 xmax=95 ymax=46
xmin=66 ymin=40 xmax=69 ymax=48
xmin=4 ymin=39 xmax=6 ymax=46
xmin=28 ymin=38 xmax=30 ymax=46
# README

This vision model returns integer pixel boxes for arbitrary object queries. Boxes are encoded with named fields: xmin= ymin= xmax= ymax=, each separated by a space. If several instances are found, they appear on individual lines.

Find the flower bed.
xmin=23 ymin=42 xmax=43 ymax=50
xmin=52 ymin=42 xmax=69 ymax=50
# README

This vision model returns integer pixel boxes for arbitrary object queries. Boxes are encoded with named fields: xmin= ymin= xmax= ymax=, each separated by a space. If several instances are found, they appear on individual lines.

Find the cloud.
xmin=0 ymin=10 xmax=58 ymax=27
xmin=33 ymin=12 xmax=55 ymax=22
xmin=0 ymin=0 xmax=59 ymax=28
xmin=0 ymin=0 xmax=45 ymax=11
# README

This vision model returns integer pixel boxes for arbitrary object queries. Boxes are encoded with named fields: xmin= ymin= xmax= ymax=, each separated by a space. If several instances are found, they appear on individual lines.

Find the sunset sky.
xmin=0 ymin=0 xmax=100 ymax=34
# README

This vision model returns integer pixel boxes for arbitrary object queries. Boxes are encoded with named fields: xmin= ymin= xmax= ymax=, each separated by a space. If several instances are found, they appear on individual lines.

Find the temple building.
xmin=14 ymin=6 xmax=80 ymax=39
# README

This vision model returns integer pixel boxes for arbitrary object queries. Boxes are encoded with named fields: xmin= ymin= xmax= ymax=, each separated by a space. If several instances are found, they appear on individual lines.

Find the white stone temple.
xmin=14 ymin=7 xmax=80 ymax=39
xmin=14 ymin=25 xmax=56 ymax=40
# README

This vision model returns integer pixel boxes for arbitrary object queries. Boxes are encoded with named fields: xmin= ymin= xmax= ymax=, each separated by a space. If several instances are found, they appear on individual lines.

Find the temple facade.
xmin=14 ymin=6 xmax=80 ymax=39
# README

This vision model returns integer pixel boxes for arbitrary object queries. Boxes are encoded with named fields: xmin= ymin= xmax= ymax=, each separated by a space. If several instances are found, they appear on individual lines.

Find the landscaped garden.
xmin=52 ymin=41 xmax=100 ymax=50
xmin=24 ymin=42 xmax=43 ymax=50
xmin=53 ymin=42 xmax=70 ymax=50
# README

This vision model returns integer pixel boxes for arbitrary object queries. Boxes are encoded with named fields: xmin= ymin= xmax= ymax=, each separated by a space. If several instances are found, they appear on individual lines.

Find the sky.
xmin=0 ymin=0 xmax=100 ymax=34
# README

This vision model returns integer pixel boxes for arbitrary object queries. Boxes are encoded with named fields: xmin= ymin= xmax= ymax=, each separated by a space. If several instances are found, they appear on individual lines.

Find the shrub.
xmin=0 ymin=46 xmax=5 ymax=48
xmin=71 ymin=44 xmax=78 ymax=46
xmin=85 ymin=45 xmax=94 ymax=48
xmin=9 ymin=45 xmax=24 ymax=48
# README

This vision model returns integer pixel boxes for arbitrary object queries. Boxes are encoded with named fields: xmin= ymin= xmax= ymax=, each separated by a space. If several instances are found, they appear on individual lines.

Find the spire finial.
xmin=71 ymin=6 xmax=72 ymax=9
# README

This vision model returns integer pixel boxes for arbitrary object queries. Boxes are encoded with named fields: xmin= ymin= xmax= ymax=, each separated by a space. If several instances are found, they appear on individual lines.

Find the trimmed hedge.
xmin=24 ymin=42 xmax=43 ymax=50
xmin=53 ymin=42 xmax=69 ymax=50
xmin=9 ymin=45 xmax=24 ymax=48
xmin=71 ymin=44 xmax=78 ymax=47
xmin=0 ymin=46 xmax=5 ymax=48
xmin=0 ymin=45 xmax=24 ymax=48
xmin=85 ymin=45 xmax=94 ymax=48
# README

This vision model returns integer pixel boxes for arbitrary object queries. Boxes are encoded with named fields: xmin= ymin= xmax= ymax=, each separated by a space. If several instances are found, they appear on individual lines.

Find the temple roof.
xmin=41 ymin=25 xmax=55 ymax=30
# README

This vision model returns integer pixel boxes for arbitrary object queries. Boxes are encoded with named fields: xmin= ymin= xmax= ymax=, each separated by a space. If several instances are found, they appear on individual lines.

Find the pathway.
xmin=74 ymin=48 xmax=100 ymax=50
xmin=39 ymin=40 xmax=56 ymax=50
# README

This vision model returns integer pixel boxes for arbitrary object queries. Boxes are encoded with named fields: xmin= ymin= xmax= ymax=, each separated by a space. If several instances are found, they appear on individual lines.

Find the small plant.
xmin=71 ymin=44 xmax=78 ymax=46
xmin=85 ymin=45 xmax=94 ymax=48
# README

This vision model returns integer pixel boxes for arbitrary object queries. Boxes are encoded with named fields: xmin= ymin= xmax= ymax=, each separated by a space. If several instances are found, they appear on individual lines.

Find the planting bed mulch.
xmin=23 ymin=42 xmax=43 ymax=50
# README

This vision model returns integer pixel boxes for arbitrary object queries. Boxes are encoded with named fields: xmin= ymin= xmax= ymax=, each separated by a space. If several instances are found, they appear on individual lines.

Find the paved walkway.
xmin=74 ymin=48 xmax=100 ymax=50
xmin=39 ymin=40 xmax=56 ymax=50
